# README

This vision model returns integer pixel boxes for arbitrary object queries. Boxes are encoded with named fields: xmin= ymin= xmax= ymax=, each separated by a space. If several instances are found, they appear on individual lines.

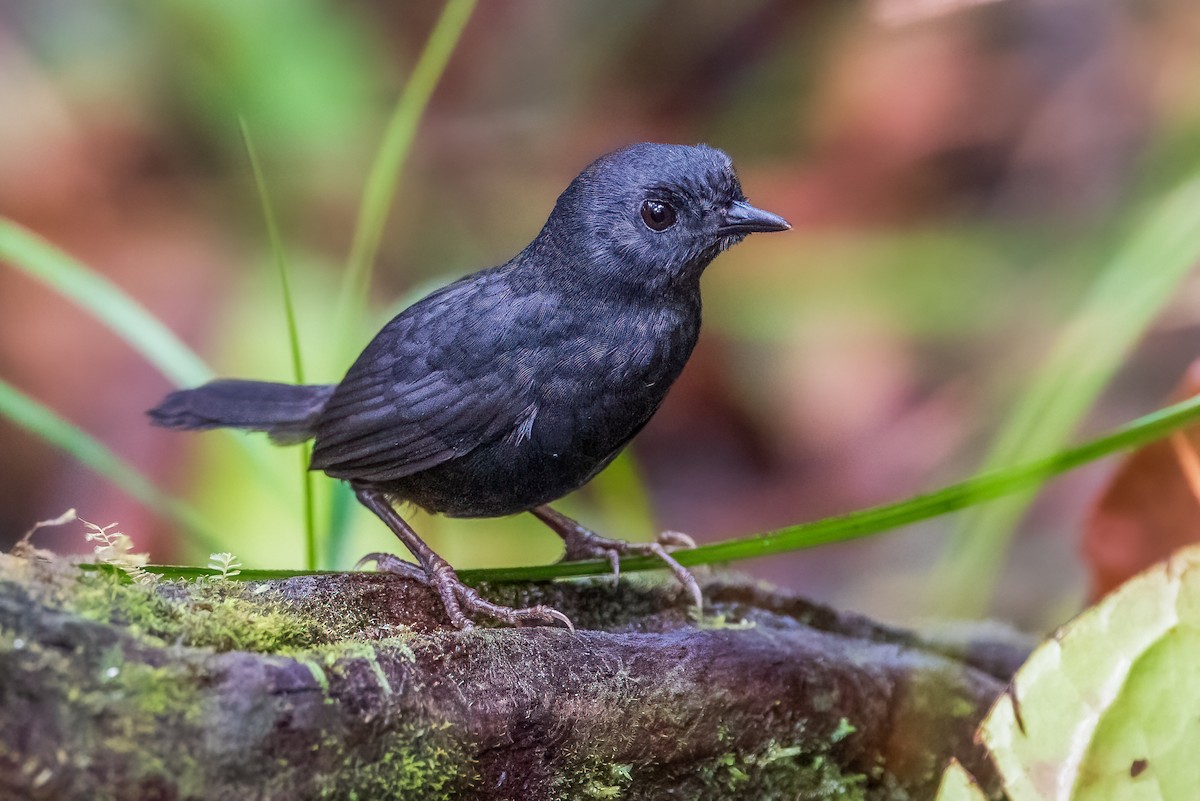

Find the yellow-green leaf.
xmin=935 ymin=759 xmax=990 ymax=801
xmin=953 ymin=545 xmax=1200 ymax=800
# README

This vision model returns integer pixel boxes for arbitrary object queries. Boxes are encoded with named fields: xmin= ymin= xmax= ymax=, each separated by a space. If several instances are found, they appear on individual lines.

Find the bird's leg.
xmin=353 ymin=486 xmax=573 ymax=631
xmin=531 ymin=505 xmax=702 ymax=609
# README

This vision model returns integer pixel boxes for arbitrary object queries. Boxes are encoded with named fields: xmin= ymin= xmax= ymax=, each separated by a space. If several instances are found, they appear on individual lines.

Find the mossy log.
xmin=0 ymin=552 xmax=1020 ymax=800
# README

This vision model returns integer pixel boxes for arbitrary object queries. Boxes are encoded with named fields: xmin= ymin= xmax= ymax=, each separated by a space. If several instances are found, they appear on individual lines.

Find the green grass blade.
xmin=322 ymin=480 xmax=358 ymax=569
xmin=240 ymin=119 xmax=320 ymax=572
xmin=240 ymin=119 xmax=306 ymax=386
xmin=0 ymin=377 xmax=222 ymax=554
xmin=296 ymin=453 xmax=318 ymax=568
xmin=0 ymin=218 xmax=213 ymax=386
xmin=124 ymin=390 xmax=1200 ymax=585
xmin=326 ymin=0 xmax=476 ymax=562
xmin=80 ymin=563 xmax=335 ymax=582
xmin=931 ymin=170 xmax=1200 ymax=617
xmin=467 ymin=389 xmax=1200 ymax=583
xmin=587 ymin=451 xmax=657 ymax=541
xmin=334 ymin=0 xmax=476 ymax=337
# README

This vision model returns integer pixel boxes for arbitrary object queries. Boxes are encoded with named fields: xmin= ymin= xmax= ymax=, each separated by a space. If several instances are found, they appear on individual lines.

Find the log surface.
xmin=0 ymin=554 xmax=1016 ymax=800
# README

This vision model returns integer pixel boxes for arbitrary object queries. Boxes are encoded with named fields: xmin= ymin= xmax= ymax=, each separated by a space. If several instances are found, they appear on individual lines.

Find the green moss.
xmin=4 ymin=594 xmax=477 ymax=800
xmin=107 ymin=660 xmax=200 ymax=721
xmin=295 ymin=656 xmax=331 ymax=693
xmin=583 ymin=763 xmax=634 ymax=798
xmin=89 ymin=662 xmax=206 ymax=791
xmin=291 ymin=636 xmax=415 ymax=699
xmin=59 ymin=571 xmax=427 ymax=663
xmin=831 ymin=717 xmax=857 ymax=743
xmin=68 ymin=572 xmax=335 ymax=653
xmin=550 ymin=734 xmax=875 ymax=801
xmin=688 ymin=608 xmax=757 ymax=630
xmin=0 ymin=621 xmax=209 ymax=798
xmin=475 ymin=573 xmax=678 ymax=630
xmin=697 ymin=740 xmax=870 ymax=801
xmin=555 ymin=760 xmax=635 ymax=800
xmin=949 ymin=696 xmax=976 ymax=719
xmin=719 ymin=752 xmax=751 ymax=786
xmin=317 ymin=721 xmax=475 ymax=801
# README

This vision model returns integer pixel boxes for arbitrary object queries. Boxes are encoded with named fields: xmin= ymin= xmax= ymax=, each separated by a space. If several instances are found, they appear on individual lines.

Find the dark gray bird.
xmin=149 ymin=142 xmax=790 ymax=629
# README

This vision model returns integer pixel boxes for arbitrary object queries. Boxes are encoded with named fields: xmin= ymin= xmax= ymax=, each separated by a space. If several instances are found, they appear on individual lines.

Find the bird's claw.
xmin=496 ymin=603 xmax=575 ymax=632
xmin=641 ymin=541 xmax=704 ymax=611
xmin=356 ymin=552 xmax=431 ymax=582
xmin=356 ymin=551 xmax=575 ymax=632
xmin=436 ymin=579 xmax=576 ymax=633
xmin=558 ymin=526 xmax=703 ymax=610
xmin=657 ymin=530 xmax=697 ymax=550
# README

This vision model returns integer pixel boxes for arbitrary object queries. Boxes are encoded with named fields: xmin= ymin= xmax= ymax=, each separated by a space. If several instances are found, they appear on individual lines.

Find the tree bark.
xmin=0 ymin=552 xmax=1018 ymax=800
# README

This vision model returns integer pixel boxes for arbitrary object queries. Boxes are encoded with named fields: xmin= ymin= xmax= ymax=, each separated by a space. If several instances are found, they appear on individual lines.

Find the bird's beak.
xmin=719 ymin=200 xmax=791 ymax=235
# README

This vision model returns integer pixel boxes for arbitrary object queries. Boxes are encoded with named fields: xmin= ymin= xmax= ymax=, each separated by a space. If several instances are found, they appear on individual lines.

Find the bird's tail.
xmin=147 ymin=379 xmax=336 ymax=445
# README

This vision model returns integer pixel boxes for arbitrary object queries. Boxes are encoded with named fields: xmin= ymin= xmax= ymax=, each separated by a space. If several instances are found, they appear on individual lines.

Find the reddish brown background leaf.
xmin=1083 ymin=360 xmax=1200 ymax=599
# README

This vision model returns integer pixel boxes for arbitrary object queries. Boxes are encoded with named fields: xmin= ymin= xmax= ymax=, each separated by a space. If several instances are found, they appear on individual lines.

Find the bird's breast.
xmin=522 ymin=301 xmax=699 ymax=453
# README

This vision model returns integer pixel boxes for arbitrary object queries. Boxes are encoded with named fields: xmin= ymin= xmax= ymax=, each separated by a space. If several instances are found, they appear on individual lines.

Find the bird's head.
xmin=538 ymin=142 xmax=790 ymax=294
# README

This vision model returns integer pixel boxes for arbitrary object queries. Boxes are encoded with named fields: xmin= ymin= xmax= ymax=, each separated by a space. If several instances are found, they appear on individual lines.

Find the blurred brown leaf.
xmin=1083 ymin=359 xmax=1200 ymax=600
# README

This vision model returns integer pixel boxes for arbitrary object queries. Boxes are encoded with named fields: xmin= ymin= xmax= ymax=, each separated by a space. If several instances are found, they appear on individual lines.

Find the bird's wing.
xmin=309 ymin=273 xmax=545 ymax=482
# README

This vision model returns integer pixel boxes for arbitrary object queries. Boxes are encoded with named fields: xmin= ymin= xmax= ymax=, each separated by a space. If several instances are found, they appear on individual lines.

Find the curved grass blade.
xmin=322 ymin=479 xmax=357 ymax=569
xmin=129 ymin=390 xmax=1200 ymax=584
xmin=0 ymin=218 xmax=212 ymax=386
xmin=0 ymin=216 xmax=287 ymax=498
xmin=0 ymin=377 xmax=222 ymax=554
xmin=932 ymin=168 xmax=1200 ymax=617
xmin=240 ymin=120 xmax=306 ymax=386
xmin=334 ymin=0 xmax=477 ymax=338
xmin=468 ymin=389 xmax=1200 ymax=583
xmin=326 ymin=0 xmax=476 ymax=563
xmin=241 ymin=119 xmax=319 ymax=571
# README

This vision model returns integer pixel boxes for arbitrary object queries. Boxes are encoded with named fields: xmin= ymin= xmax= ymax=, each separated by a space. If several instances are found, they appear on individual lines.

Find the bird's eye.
xmin=640 ymin=199 xmax=677 ymax=232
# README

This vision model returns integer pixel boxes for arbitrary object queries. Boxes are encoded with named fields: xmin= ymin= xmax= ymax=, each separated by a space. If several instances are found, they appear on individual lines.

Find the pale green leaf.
xmin=978 ymin=546 xmax=1200 ymax=800
xmin=934 ymin=759 xmax=990 ymax=801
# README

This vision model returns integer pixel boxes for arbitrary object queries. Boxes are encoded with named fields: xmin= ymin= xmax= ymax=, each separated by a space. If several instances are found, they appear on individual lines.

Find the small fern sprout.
xmin=81 ymin=518 xmax=154 ymax=585
xmin=208 ymin=552 xmax=243 ymax=580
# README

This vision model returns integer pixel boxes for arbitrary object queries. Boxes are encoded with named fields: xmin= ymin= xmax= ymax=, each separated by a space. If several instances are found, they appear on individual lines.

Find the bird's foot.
xmin=555 ymin=523 xmax=702 ymax=610
xmin=356 ymin=552 xmax=574 ymax=632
